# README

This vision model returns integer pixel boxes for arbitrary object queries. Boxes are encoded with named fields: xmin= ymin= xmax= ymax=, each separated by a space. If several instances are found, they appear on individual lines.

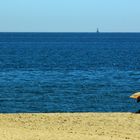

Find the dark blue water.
xmin=0 ymin=32 xmax=140 ymax=113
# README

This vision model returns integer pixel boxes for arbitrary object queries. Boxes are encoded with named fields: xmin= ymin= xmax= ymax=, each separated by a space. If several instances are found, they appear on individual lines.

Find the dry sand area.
xmin=0 ymin=113 xmax=140 ymax=140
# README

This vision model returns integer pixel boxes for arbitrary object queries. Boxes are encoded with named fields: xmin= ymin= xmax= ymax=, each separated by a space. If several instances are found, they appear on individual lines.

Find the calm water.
xmin=0 ymin=33 xmax=140 ymax=113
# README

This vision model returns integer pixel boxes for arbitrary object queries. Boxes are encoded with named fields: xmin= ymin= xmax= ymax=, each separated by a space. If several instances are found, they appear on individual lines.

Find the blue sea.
xmin=0 ymin=32 xmax=140 ymax=113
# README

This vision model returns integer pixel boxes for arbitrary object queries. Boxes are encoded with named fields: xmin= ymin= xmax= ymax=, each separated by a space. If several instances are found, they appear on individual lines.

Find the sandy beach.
xmin=0 ymin=113 xmax=139 ymax=140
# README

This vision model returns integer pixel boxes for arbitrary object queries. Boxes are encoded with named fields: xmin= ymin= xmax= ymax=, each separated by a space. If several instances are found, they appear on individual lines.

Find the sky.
xmin=0 ymin=0 xmax=140 ymax=32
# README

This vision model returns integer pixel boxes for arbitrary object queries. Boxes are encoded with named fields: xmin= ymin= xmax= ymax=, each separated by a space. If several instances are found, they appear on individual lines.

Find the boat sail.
xmin=96 ymin=28 xmax=99 ymax=33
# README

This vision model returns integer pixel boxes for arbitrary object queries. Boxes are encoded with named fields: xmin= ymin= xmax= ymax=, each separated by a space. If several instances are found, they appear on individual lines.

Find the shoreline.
xmin=0 ymin=113 xmax=139 ymax=140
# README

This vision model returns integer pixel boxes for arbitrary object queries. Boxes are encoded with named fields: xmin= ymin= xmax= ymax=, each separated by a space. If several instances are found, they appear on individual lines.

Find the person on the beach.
xmin=130 ymin=92 xmax=140 ymax=113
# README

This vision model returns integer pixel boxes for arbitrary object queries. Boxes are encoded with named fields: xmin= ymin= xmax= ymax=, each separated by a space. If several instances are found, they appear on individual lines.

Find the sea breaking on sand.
xmin=0 ymin=113 xmax=140 ymax=140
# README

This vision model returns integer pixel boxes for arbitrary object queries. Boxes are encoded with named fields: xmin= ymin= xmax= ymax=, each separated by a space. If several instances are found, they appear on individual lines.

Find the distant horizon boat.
xmin=96 ymin=28 xmax=99 ymax=33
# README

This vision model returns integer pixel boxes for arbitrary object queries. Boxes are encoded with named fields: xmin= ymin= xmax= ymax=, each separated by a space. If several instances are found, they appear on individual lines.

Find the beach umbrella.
xmin=130 ymin=92 xmax=140 ymax=103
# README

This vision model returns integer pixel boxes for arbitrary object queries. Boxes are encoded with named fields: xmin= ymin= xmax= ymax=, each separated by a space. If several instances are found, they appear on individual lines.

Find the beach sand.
xmin=0 ymin=113 xmax=140 ymax=140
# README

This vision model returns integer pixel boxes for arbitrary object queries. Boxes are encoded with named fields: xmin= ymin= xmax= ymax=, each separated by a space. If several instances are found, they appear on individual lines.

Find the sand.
xmin=0 ymin=113 xmax=140 ymax=140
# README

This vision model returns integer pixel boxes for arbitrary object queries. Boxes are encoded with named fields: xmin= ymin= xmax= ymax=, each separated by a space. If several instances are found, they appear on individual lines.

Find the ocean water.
xmin=0 ymin=33 xmax=140 ymax=113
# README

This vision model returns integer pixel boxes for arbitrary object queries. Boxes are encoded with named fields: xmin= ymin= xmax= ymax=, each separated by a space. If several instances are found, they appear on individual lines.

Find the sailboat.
xmin=96 ymin=28 xmax=99 ymax=33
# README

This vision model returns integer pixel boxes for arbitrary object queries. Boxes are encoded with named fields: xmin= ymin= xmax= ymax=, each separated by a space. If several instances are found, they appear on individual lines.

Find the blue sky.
xmin=0 ymin=0 xmax=140 ymax=32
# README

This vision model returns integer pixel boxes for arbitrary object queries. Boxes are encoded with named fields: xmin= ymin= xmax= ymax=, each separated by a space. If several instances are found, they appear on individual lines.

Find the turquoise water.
xmin=0 ymin=33 xmax=140 ymax=112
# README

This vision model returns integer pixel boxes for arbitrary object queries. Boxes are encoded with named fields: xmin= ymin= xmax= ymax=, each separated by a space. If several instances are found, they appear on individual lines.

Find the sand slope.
xmin=0 ymin=113 xmax=140 ymax=140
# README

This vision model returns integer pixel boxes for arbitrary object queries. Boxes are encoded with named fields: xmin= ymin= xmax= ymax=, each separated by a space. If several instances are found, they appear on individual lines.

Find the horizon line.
xmin=0 ymin=31 xmax=140 ymax=33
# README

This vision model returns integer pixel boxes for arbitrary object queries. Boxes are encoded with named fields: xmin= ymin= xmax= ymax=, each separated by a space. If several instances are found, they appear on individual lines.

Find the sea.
xmin=0 ymin=32 xmax=140 ymax=113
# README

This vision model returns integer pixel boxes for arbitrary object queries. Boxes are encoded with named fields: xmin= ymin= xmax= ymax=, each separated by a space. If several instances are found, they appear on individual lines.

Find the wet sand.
xmin=0 ymin=113 xmax=140 ymax=140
